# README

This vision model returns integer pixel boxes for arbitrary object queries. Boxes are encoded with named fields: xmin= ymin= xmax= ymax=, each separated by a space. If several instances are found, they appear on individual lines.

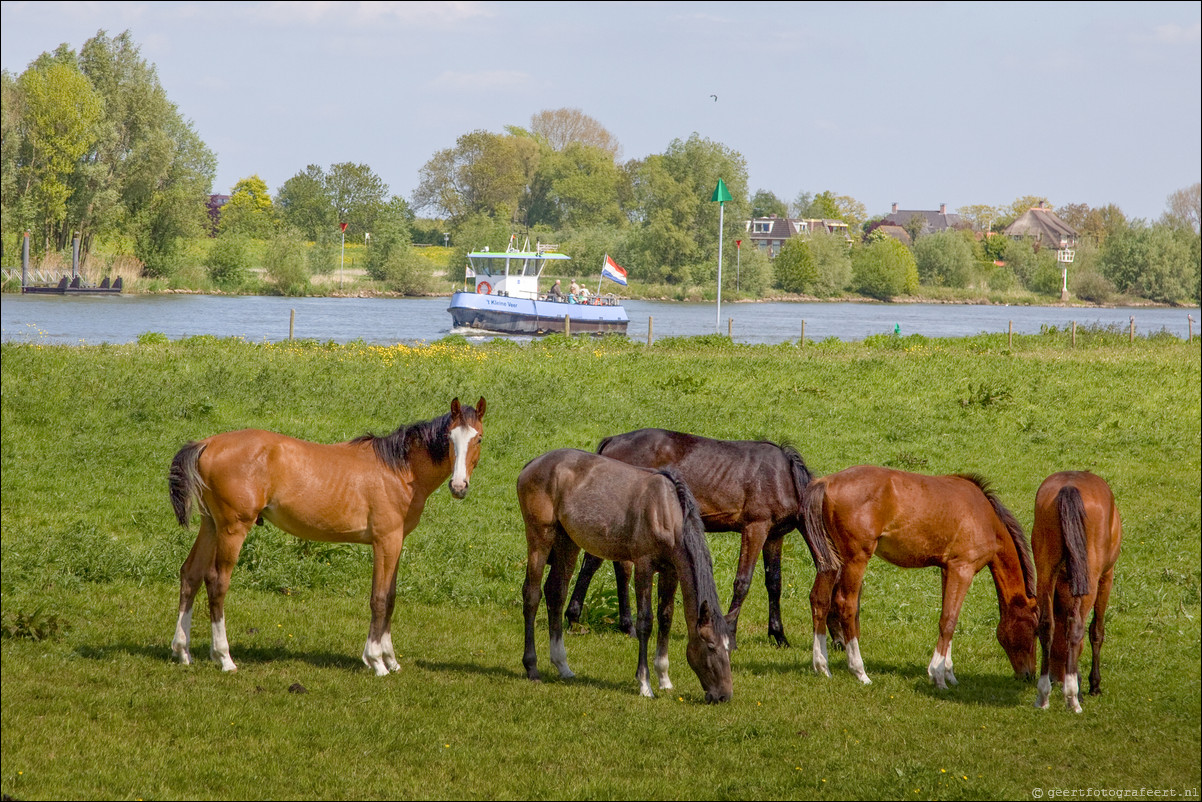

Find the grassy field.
xmin=2 ymin=331 xmax=1199 ymax=800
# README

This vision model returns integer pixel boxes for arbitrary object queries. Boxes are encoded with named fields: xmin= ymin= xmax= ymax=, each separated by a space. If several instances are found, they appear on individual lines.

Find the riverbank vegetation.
xmin=3 ymin=28 xmax=1200 ymax=307
xmin=2 ymin=332 xmax=1198 ymax=799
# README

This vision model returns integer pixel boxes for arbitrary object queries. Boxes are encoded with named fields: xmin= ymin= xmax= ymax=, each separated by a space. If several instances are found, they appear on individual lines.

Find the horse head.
xmin=447 ymin=397 xmax=486 ymax=499
xmin=686 ymin=598 xmax=733 ymax=703
xmin=997 ymin=596 xmax=1038 ymax=679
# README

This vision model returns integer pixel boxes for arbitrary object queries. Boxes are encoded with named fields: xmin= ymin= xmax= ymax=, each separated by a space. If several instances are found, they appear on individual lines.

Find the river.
xmin=1 ymin=292 xmax=1196 ymax=346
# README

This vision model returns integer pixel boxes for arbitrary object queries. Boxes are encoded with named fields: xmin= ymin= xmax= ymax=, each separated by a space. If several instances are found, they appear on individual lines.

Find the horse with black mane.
xmin=565 ymin=428 xmax=840 ymax=648
xmin=168 ymin=397 xmax=486 ymax=675
xmin=1032 ymin=471 xmax=1122 ymax=713
xmin=518 ymin=448 xmax=733 ymax=702
xmin=805 ymin=465 xmax=1038 ymax=688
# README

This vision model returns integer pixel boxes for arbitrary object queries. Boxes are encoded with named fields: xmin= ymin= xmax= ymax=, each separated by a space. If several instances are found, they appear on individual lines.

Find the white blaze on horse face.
xmin=210 ymin=617 xmax=237 ymax=672
xmin=813 ymin=632 xmax=831 ymax=677
xmin=172 ymin=610 xmax=193 ymax=665
xmin=448 ymin=424 xmax=477 ymax=498
xmin=846 ymin=638 xmax=871 ymax=684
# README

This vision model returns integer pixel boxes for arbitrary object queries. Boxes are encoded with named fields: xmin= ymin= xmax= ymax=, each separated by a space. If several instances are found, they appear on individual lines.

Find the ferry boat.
xmin=447 ymin=240 xmax=629 ymax=335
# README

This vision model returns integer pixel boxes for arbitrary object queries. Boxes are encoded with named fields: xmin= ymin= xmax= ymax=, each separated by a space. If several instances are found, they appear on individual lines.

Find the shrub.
xmin=1072 ymin=270 xmax=1115 ymax=304
xmin=206 ymin=234 xmax=253 ymax=287
xmin=852 ymin=238 xmax=918 ymax=301
xmin=264 ymin=232 xmax=311 ymax=296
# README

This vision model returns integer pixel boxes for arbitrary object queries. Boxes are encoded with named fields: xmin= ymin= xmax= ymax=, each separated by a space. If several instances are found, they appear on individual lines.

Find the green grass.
xmin=2 ymin=333 xmax=1199 ymax=800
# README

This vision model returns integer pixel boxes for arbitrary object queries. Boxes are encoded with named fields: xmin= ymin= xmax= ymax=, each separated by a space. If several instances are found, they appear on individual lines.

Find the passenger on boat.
xmin=578 ymin=286 xmax=592 ymax=303
xmin=548 ymin=279 xmax=565 ymax=302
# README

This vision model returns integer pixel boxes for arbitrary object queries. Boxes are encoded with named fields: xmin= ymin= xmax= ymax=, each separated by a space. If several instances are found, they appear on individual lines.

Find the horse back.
xmin=519 ymin=448 xmax=681 ymax=563
xmin=821 ymin=466 xmax=1007 ymax=568
xmin=1032 ymin=471 xmax=1121 ymax=593
xmin=598 ymin=429 xmax=799 ymax=529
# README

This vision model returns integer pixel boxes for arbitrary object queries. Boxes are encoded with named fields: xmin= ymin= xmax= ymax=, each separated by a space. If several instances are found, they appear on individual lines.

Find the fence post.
xmin=1189 ymin=314 xmax=1194 ymax=343
xmin=647 ymin=317 xmax=653 ymax=347
xmin=1072 ymin=320 xmax=1077 ymax=348
xmin=565 ymin=315 xmax=571 ymax=337
xmin=290 ymin=309 xmax=295 ymax=340
xmin=1008 ymin=320 xmax=1013 ymax=349
xmin=728 ymin=317 xmax=733 ymax=339
xmin=1129 ymin=316 xmax=1135 ymax=344
xmin=801 ymin=319 xmax=806 ymax=348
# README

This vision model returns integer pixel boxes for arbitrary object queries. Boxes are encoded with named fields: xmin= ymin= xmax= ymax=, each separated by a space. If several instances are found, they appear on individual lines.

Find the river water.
xmin=1 ymin=293 xmax=1196 ymax=346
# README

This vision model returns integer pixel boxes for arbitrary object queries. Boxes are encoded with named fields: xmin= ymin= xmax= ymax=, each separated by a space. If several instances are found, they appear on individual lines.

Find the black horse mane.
xmin=352 ymin=412 xmax=452 ymax=470
xmin=658 ymin=468 xmax=730 ymax=638
xmin=957 ymin=473 xmax=1037 ymax=598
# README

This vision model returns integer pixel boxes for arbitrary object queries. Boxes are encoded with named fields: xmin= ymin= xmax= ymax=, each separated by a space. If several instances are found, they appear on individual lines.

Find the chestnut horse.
xmin=517 ymin=449 xmax=733 ymax=702
xmin=167 ymin=397 xmax=486 ymax=675
xmin=565 ymin=429 xmax=840 ymax=648
xmin=1032 ymin=471 xmax=1122 ymax=713
xmin=805 ymin=466 xmax=1037 ymax=688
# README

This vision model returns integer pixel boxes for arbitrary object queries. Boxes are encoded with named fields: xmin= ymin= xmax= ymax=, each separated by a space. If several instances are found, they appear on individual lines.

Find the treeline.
xmin=2 ymin=30 xmax=1198 ymax=304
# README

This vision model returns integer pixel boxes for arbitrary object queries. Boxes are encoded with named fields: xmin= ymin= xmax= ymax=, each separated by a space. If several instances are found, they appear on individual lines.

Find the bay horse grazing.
xmin=167 ymin=397 xmax=486 ymax=676
xmin=565 ymin=429 xmax=840 ymax=648
xmin=805 ymin=466 xmax=1037 ymax=688
xmin=517 ymin=449 xmax=733 ymax=702
xmin=1032 ymin=471 xmax=1122 ymax=713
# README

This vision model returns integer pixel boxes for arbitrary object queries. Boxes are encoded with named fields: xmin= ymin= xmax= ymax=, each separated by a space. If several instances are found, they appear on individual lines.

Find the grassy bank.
xmin=2 ymin=333 xmax=1199 ymax=799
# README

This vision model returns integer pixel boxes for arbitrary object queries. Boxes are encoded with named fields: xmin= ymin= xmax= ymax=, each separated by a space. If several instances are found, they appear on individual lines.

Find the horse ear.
xmin=450 ymin=397 xmax=462 ymax=419
xmin=476 ymin=397 xmax=486 ymax=418
xmin=698 ymin=599 xmax=712 ymax=628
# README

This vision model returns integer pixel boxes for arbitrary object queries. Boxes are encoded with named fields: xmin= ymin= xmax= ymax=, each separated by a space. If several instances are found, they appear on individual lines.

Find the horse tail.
xmin=961 ymin=474 xmax=1036 ymax=598
xmin=782 ymin=446 xmax=840 ymax=573
xmin=1056 ymin=485 xmax=1092 ymax=597
xmin=801 ymin=479 xmax=840 ymax=573
xmin=168 ymin=441 xmax=208 ymax=528
xmin=659 ymin=468 xmax=729 ymax=638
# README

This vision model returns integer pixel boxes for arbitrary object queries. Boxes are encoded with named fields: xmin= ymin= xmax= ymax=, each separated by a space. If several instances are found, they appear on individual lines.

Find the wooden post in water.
xmin=647 ymin=317 xmax=653 ymax=346
xmin=728 ymin=318 xmax=733 ymax=339
xmin=1008 ymin=320 xmax=1013 ymax=349
xmin=801 ymin=319 xmax=806 ymax=348
xmin=1129 ymin=316 xmax=1135 ymax=343
xmin=1189 ymin=314 xmax=1194 ymax=343
xmin=1072 ymin=320 xmax=1077 ymax=347
xmin=289 ymin=309 xmax=295 ymax=340
xmin=565 ymin=315 xmax=571 ymax=337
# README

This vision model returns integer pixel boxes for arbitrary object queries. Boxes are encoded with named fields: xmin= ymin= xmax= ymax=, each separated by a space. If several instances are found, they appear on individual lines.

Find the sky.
xmin=2 ymin=1 xmax=1199 ymax=223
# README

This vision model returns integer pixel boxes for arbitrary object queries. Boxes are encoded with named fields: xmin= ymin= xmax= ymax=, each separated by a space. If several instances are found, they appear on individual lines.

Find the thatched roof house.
xmin=1003 ymin=204 xmax=1078 ymax=248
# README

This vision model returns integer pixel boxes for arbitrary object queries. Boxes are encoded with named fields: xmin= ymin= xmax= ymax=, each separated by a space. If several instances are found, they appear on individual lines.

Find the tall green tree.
xmin=277 ymin=165 xmax=334 ymax=241
xmin=914 ymin=229 xmax=975 ymax=287
xmin=852 ymin=236 xmax=918 ymax=300
xmin=773 ymin=236 xmax=816 ymax=294
xmin=326 ymin=162 xmax=391 ymax=241
xmin=751 ymin=189 xmax=788 ymax=219
xmin=219 ymin=175 xmax=277 ymax=238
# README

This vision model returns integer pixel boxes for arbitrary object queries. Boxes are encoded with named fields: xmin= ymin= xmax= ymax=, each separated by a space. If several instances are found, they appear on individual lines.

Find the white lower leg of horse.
xmin=944 ymin=644 xmax=957 ymax=685
xmin=1035 ymin=674 xmax=1052 ymax=709
xmin=362 ymin=635 xmax=389 ymax=676
xmin=171 ymin=609 xmax=193 ymax=665
xmin=655 ymin=653 xmax=673 ymax=690
xmin=813 ymin=632 xmax=831 ymax=677
xmin=381 ymin=630 xmax=400 ymax=673
xmin=927 ymin=647 xmax=950 ymax=688
xmin=209 ymin=617 xmax=237 ymax=672
xmin=1064 ymin=672 xmax=1082 ymax=713
xmin=846 ymin=638 xmax=871 ymax=684
xmin=550 ymin=633 xmax=574 ymax=679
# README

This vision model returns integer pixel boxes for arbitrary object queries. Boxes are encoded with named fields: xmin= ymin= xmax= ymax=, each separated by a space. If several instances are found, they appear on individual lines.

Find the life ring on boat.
xmin=477 ymin=281 xmax=492 ymax=295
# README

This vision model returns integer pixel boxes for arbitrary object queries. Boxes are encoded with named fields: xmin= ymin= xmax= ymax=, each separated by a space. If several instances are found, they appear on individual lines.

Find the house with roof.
xmin=880 ymin=203 xmax=963 ymax=237
xmin=745 ymin=216 xmax=850 ymax=257
xmin=1003 ymin=203 xmax=1078 ymax=249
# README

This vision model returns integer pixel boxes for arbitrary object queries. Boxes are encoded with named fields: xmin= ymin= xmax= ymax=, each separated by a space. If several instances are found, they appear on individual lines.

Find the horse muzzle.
xmin=449 ymin=479 xmax=469 ymax=499
xmin=705 ymin=690 xmax=732 ymax=704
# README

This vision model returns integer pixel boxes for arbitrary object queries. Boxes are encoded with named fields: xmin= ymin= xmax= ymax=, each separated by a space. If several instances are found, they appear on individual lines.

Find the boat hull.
xmin=449 ymin=291 xmax=628 ymax=335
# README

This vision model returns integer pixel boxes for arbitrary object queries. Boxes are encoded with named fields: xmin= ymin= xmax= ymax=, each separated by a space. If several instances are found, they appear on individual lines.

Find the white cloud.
xmin=1151 ymin=21 xmax=1201 ymax=45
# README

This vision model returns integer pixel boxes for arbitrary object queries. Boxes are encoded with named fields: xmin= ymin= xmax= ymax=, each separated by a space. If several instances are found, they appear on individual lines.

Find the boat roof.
xmin=467 ymin=250 xmax=571 ymax=261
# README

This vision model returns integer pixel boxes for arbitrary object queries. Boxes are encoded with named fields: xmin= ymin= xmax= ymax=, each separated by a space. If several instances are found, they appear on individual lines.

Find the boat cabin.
xmin=465 ymin=244 xmax=570 ymax=300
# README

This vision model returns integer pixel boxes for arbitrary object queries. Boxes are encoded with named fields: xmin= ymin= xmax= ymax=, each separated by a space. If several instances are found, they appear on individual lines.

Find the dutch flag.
xmin=601 ymin=254 xmax=628 ymax=286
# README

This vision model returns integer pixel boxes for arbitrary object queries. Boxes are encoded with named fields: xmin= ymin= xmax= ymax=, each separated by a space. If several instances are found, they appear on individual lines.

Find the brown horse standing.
xmin=1032 ymin=471 xmax=1122 ymax=713
xmin=805 ymin=466 xmax=1037 ymax=688
xmin=566 ymin=429 xmax=840 ymax=648
xmin=168 ymin=397 xmax=486 ymax=675
xmin=517 ymin=449 xmax=733 ymax=702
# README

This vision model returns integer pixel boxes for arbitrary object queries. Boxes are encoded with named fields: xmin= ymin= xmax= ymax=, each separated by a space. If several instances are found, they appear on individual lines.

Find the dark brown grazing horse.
xmin=805 ymin=465 xmax=1037 ymax=688
xmin=168 ymin=397 xmax=486 ymax=675
xmin=517 ymin=448 xmax=733 ymax=702
xmin=565 ymin=429 xmax=840 ymax=648
xmin=1032 ymin=471 xmax=1122 ymax=713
